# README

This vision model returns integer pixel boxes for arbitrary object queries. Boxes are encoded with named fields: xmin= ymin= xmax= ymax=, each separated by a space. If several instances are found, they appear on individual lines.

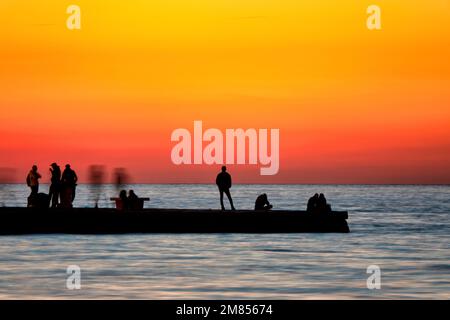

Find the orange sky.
xmin=1 ymin=1 xmax=450 ymax=183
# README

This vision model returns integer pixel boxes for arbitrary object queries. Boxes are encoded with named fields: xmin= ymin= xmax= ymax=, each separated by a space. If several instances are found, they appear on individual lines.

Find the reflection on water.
xmin=0 ymin=184 xmax=449 ymax=299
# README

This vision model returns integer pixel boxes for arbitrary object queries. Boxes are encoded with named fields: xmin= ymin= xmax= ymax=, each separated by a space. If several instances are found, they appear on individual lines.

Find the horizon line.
xmin=1 ymin=182 xmax=449 ymax=186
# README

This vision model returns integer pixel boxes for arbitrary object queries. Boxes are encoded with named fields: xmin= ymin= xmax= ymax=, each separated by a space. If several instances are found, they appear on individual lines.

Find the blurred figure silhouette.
xmin=49 ymin=163 xmax=61 ymax=208
xmin=26 ymin=165 xmax=41 ymax=197
xmin=88 ymin=165 xmax=105 ymax=208
xmin=216 ymin=166 xmax=236 ymax=211
xmin=0 ymin=167 xmax=17 ymax=207
xmin=317 ymin=193 xmax=332 ymax=213
xmin=113 ymin=167 xmax=129 ymax=193
xmin=254 ymin=193 xmax=273 ymax=211
xmin=61 ymin=164 xmax=78 ymax=207
xmin=307 ymin=193 xmax=319 ymax=213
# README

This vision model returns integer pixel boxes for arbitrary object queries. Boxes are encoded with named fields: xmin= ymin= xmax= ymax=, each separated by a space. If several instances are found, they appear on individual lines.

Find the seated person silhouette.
xmin=317 ymin=193 xmax=332 ymax=214
xmin=128 ymin=190 xmax=139 ymax=210
xmin=216 ymin=166 xmax=236 ymax=211
xmin=128 ymin=190 xmax=138 ymax=201
xmin=254 ymin=193 xmax=273 ymax=211
xmin=28 ymin=193 xmax=50 ymax=209
xmin=307 ymin=193 xmax=319 ymax=213
xmin=119 ymin=190 xmax=129 ymax=210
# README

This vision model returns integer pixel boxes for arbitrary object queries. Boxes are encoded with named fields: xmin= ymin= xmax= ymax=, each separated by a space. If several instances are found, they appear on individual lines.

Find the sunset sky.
xmin=1 ymin=1 xmax=449 ymax=183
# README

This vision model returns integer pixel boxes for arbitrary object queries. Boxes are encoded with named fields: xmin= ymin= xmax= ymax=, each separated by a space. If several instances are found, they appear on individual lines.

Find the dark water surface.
xmin=0 ymin=184 xmax=449 ymax=299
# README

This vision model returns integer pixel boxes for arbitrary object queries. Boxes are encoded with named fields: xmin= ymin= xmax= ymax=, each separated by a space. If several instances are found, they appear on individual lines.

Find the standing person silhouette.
xmin=216 ymin=166 xmax=236 ymax=211
xmin=26 ymin=165 xmax=41 ymax=197
xmin=49 ymin=163 xmax=61 ymax=208
xmin=61 ymin=164 xmax=78 ymax=204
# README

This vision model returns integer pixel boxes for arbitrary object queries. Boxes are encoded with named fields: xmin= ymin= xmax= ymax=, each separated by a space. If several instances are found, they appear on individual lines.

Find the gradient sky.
xmin=1 ymin=1 xmax=450 ymax=183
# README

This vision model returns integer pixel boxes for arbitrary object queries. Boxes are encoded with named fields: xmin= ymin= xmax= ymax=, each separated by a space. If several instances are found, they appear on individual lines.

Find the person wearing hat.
xmin=49 ymin=163 xmax=61 ymax=208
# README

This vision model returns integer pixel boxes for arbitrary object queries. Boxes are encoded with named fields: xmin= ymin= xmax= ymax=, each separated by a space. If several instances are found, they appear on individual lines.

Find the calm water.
xmin=0 ymin=184 xmax=449 ymax=299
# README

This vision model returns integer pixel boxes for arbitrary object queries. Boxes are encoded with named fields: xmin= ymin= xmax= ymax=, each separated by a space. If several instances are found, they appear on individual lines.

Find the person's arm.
xmin=74 ymin=172 xmax=78 ymax=183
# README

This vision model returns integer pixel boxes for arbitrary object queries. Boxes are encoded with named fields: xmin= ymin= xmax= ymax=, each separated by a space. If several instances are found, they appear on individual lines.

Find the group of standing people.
xmin=26 ymin=163 xmax=78 ymax=208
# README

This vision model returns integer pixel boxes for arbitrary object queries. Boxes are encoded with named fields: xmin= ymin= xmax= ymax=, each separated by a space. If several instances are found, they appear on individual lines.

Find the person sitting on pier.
xmin=317 ymin=193 xmax=332 ymax=214
xmin=128 ymin=190 xmax=140 ymax=210
xmin=119 ymin=190 xmax=129 ymax=210
xmin=128 ymin=190 xmax=138 ymax=201
xmin=307 ymin=193 xmax=319 ymax=213
xmin=111 ymin=190 xmax=149 ymax=210
xmin=254 ymin=193 xmax=273 ymax=211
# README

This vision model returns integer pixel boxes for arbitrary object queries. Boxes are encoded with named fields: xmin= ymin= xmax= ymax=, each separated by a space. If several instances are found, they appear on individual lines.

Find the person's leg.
xmin=224 ymin=189 xmax=235 ymax=210
xmin=55 ymin=187 xmax=60 ymax=207
xmin=67 ymin=187 xmax=73 ymax=208
xmin=28 ymin=185 xmax=38 ymax=207
xmin=31 ymin=185 xmax=38 ymax=196
xmin=50 ymin=185 xmax=59 ymax=208
xmin=62 ymin=187 xmax=73 ymax=208
xmin=71 ymin=186 xmax=76 ymax=202
xmin=219 ymin=190 xmax=225 ymax=210
xmin=49 ymin=184 xmax=54 ymax=207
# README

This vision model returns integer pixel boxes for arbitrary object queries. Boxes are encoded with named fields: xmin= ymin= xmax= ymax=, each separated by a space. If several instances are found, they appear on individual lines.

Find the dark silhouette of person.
xmin=49 ymin=163 xmax=61 ymax=208
xmin=128 ymin=190 xmax=139 ymax=210
xmin=255 ymin=193 xmax=273 ymax=210
xmin=26 ymin=165 xmax=41 ymax=197
xmin=317 ymin=193 xmax=331 ymax=213
xmin=128 ymin=190 xmax=138 ymax=201
xmin=119 ymin=189 xmax=129 ymax=210
xmin=307 ymin=193 xmax=319 ymax=213
xmin=61 ymin=164 xmax=78 ymax=203
xmin=216 ymin=166 xmax=236 ymax=211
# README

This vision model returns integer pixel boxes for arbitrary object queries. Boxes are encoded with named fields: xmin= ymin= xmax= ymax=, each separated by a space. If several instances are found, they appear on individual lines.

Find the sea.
xmin=0 ymin=184 xmax=449 ymax=299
